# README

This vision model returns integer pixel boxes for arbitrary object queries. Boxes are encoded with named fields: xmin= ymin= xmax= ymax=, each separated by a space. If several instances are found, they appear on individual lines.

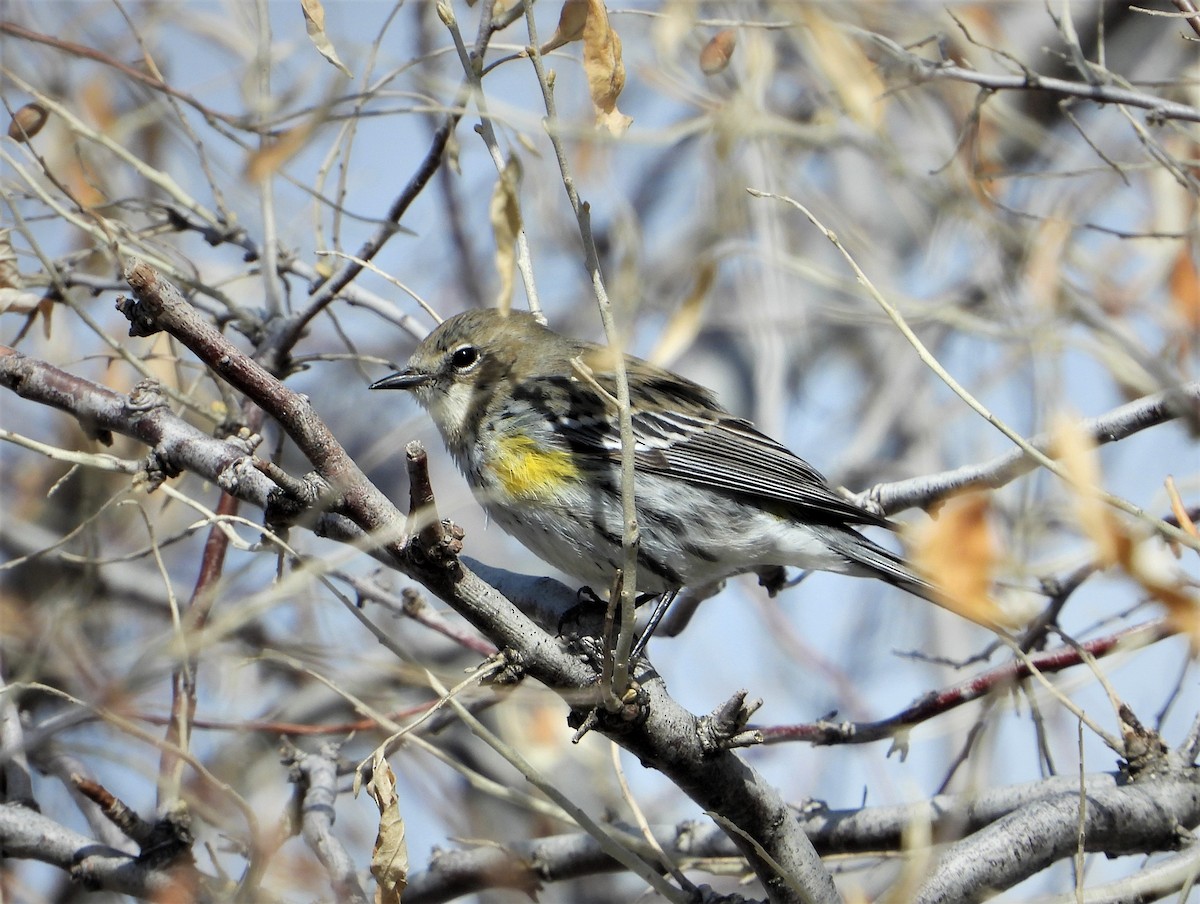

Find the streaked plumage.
xmin=372 ymin=309 xmax=937 ymax=603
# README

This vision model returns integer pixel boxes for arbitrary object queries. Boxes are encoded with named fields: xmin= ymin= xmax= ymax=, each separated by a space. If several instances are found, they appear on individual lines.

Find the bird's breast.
xmin=485 ymin=434 xmax=580 ymax=502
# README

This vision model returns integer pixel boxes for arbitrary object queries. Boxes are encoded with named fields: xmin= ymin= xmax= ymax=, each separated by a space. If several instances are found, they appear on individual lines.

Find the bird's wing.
xmin=629 ymin=408 xmax=890 ymax=528
xmin=539 ymin=357 xmax=889 ymax=529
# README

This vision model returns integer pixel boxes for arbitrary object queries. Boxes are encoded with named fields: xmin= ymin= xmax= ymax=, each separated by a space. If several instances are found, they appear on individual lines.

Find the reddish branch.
xmin=135 ymin=694 xmax=498 ymax=737
xmin=159 ymin=489 xmax=242 ymax=810
xmin=761 ymin=619 xmax=1174 ymax=746
xmin=72 ymin=777 xmax=156 ymax=847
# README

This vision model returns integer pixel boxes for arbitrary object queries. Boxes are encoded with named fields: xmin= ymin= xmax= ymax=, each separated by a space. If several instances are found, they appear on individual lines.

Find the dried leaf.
xmin=0 ymin=228 xmax=19 ymax=290
xmin=63 ymin=155 xmax=107 ymax=210
xmin=1026 ymin=219 xmax=1073 ymax=310
xmin=0 ymin=288 xmax=50 ymax=329
xmin=1170 ymin=244 xmax=1200 ymax=330
xmin=1052 ymin=418 xmax=1198 ymax=646
xmin=652 ymin=1 xmax=695 ymax=62
xmin=1053 ymin=416 xmax=1131 ymax=569
xmin=301 ymin=0 xmax=353 ymax=77
xmin=1126 ymin=541 xmax=1200 ymax=651
xmin=7 ymin=102 xmax=47 ymax=141
xmin=81 ymin=78 xmax=116 ymax=132
xmin=909 ymin=491 xmax=1011 ymax=628
xmin=699 ymin=29 xmax=736 ymax=76
xmin=801 ymin=10 xmax=884 ymax=130
xmin=366 ymin=754 xmax=408 ymax=904
xmin=1165 ymin=476 xmax=1198 ymax=540
xmin=244 ymin=121 xmax=316 ymax=182
xmin=648 ymin=260 xmax=714 ymax=366
xmin=313 ymin=256 xmax=335 ymax=280
xmin=537 ymin=0 xmax=631 ymax=133
xmin=0 ymin=230 xmax=52 ymax=338
xmin=580 ymin=0 xmax=632 ymax=134
xmin=540 ymin=0 xmax=589 ymax=54
xmin=489 ymin=156 xmax=523 ymax=315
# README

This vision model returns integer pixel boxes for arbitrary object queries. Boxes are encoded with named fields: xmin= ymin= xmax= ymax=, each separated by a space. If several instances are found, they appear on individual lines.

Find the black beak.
xmin=370 ymin=370 xmax=430 ymax=391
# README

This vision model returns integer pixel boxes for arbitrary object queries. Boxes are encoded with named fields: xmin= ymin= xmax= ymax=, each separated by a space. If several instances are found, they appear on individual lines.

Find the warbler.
xmin=371 ymin=308 xmax=939 ymax=610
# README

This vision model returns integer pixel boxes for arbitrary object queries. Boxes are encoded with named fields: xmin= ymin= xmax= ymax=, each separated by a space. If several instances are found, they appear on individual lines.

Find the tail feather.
xmin=823 ymin=527 xmax=1005 ymax=629
xmin=824 ymin=528 xmax=942 ymax=607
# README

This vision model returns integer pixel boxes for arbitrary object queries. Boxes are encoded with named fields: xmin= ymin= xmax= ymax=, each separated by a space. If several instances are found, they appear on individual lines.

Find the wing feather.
xmin=632 ymin=410 xmax=889 ymax=528
xmin=533 ymin=356 xmax=888 ymax=529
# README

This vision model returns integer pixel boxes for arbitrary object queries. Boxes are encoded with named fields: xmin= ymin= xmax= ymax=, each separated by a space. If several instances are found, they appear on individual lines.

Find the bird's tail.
xmin=824 ymin=527 xmax=998 ymax=628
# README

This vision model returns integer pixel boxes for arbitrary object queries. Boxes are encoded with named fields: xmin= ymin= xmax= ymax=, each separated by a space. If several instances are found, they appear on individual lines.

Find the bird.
xmin=370 ymin=308 xmax=943 ymax=621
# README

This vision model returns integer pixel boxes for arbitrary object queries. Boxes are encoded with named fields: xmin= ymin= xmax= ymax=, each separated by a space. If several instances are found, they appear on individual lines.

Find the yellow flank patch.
xmin=489 ymin=435 xmax=579 ymax=500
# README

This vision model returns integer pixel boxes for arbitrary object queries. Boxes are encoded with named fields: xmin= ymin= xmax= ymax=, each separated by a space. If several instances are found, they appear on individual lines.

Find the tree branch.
xmin=862 ymin=29 xmax=1200 ymax=124
xmin=0 ymin=803 xmax=213 ymax=901
xmin=110 ymin=262 xmax=839 ymax=904
xmin=759 ymin=619 xmax=1174 ymax=747
xmin=861 ymin=382 xmax=1200 ymax=515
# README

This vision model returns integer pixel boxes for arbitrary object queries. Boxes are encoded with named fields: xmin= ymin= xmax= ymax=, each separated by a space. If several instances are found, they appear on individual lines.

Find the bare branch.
xmin=862 ymin=382 xmax=1200 ymax=514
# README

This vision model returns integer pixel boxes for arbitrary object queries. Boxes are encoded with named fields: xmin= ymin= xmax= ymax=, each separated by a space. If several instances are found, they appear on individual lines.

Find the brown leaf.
xmin=63 ymin=155 xmax=107 ymax=210
xmin=7 ymin=102 xmax=47 ymax=141
xmin=540 ymin=0 xmax=589 ymax=54
xmin=699 ymin=29 xmax=736 ymax=75
xmin=908 ymin=491 xmax=1011 ymax=628
xmin=1053 ymin=416 xmax=1131 ymax=569
xmin=537 ymin=0 xmax=631 ymax=134
xmin=1165 ymin=476 xmax=1198 ymax=541
xmin=81 ymin=78 xmax=116 ymax=132
xmin=1053 ymin=420 xmax=1198 ymax=648
xmin=1170 ymin=244 xmax=1200 ymax=330
xmin=801 ymin=10 xmax=884 ymax=131
xmin=648 ymin=260 xmax=714 ymax=366
xmin=244 ymin=121 xmax=316 ymax=182
xmin=0 ymin=228 xmax=19 ymax=290
xmin=301 ymin=0 xmax=353 ymax=77
xmin=580 ymin=0 xmax=632 ymax=134
xmin=489 ymin=156 xmax=523 ymax=315
xmin=1025 ymin=219 xmax=1073 ymax=310
xmin=1127 ymin=541 xmax=1200 ymax=652
xmin=366 ymin=755 xmax=408 ymax=904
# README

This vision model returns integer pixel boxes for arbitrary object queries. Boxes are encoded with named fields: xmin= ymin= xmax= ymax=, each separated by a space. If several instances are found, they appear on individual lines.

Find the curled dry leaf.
xmin=489 ymin=155 xmax=523 ymax=316
xmin=366 ymin=753 xmax=408 ymax=904
xmin=244 ymin=120 xmax=316 ymax=182
xmin=0 ymin=228 xmax=19 ymax=290
xmin=700 ymin=29 xmax=736 ymax=76
xmin=537 ymin=0 xmax=632 ymax=134
xmin=1053 ymin=415 xmax=1131 ymax=569
xmin=580 ymin=0 xmax=632 ymax=135
xmin=7 ymin=102 xmax=48 ymax=141
xmin=300 ymin=0 xmax=352 ymax=77
xmin=908 ymin=491 xmax=1012 ymax=628
xmin=801 ymin=10 xmax=884 ymax=131
xmin=1169 ymin=244 xmax=1199 ymax=330
xmin=540 ymin=0 xmax=589 ymax=54
xmin=648 ymin=260 xmax=714 ymax=366
xmin=1129 ymin=540 xmax=1200 ymax=651
xmin=1026 ymin=218 xmax=1073 ymax=311
xmin=1054 ymin=416 xmax=1200 ymax=650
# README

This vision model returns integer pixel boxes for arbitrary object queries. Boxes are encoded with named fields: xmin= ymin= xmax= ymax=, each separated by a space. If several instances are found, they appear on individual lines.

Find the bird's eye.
xmin=450 ymin=345 xmax=478 ymax=370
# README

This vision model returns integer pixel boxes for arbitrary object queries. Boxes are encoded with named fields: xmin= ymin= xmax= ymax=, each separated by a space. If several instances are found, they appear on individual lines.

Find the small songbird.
xmin=371 ymin=308 xmax=940 ymax=613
